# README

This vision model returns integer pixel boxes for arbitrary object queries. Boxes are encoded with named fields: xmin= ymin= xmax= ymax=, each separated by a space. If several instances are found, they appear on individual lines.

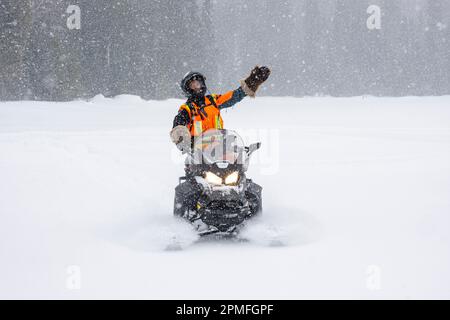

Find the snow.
xmin=1 ymin=95 xmax=450 ymax=299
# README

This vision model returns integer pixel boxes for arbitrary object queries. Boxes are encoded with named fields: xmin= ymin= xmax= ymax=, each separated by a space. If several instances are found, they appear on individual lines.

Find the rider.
xmin=170 ymin=66 xmax=271 ymax=152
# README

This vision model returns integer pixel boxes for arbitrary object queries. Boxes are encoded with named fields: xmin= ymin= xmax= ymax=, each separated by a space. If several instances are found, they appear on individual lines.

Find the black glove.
xmin=241 ymin=66 xmax=271 ymax=97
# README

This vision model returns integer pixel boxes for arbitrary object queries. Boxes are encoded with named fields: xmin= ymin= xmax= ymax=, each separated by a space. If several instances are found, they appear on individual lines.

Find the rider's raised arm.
xmin=212 ymin=65 xmax=271 ymax=109
xmin=212 ymin=87 xmax=247 ymax=110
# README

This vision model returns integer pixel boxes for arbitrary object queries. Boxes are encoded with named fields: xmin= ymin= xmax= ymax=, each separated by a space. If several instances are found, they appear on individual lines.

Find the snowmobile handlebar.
xmin=245 ymin=142 xmax=261 ymax=157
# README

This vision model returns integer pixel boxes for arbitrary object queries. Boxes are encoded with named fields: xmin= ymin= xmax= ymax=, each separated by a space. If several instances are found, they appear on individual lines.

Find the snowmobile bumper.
xmin=197 ymin=199 xmax=250 ymax=232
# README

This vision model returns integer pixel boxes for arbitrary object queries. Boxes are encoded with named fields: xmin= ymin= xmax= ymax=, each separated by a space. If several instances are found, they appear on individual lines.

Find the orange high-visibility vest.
xmin=179 ymin=95 xmax=223 ymax=137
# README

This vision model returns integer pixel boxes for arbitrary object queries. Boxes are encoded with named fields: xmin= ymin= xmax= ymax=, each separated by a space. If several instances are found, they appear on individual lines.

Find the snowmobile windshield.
xmin=192 ymin=129 xmax=245 ymax=165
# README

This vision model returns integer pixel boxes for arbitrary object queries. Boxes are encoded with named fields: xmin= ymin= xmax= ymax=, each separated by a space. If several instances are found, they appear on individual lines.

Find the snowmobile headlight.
xmin=205 ymin=172 xmax=222 ymax=185
xmin=225 ymin=171 xmax=239 ymax=185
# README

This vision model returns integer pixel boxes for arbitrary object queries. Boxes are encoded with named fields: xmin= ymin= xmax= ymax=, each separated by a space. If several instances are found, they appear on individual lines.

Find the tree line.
xmin=0 ymin=0 xmax=448 ymax=101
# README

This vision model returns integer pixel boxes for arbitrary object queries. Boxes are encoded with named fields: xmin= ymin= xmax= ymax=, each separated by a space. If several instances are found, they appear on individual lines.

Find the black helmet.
xmin=180 ymin=71 xmax=207 ymax=98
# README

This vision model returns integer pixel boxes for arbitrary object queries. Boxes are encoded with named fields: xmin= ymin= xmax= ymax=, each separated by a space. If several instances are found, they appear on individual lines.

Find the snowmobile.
xmin=174 ymin=129 xmax=262 ymax=237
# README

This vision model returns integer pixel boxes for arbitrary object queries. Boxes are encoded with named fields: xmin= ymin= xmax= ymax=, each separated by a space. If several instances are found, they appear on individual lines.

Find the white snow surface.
xmin=1 ymin=94 xmax=450 ymax=299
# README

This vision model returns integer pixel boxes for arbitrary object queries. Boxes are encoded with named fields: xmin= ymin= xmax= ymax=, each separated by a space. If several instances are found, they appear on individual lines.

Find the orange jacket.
xmin=176 ymin=87 xmax=246 ymax=136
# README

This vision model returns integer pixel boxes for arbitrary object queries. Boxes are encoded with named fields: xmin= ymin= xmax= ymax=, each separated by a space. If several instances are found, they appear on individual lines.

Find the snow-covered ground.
xmin=1 ymin=95 xmax=450 ymax=299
